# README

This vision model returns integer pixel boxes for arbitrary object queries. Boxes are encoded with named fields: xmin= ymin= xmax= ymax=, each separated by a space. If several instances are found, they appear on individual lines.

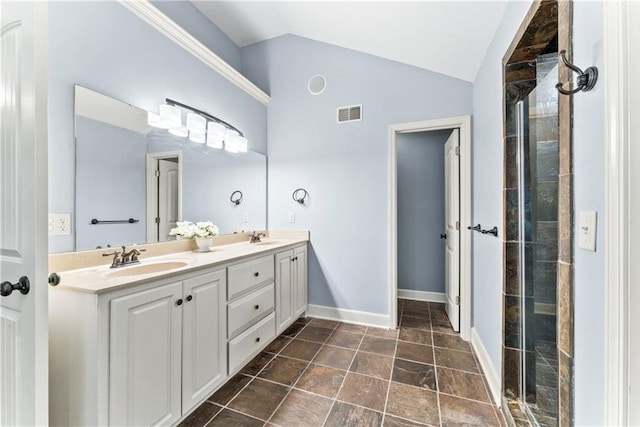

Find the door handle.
xmin=440 ymin=233 xmax=447 ymax=240
xmin=1 ymin=276 xmax=30 ymax=297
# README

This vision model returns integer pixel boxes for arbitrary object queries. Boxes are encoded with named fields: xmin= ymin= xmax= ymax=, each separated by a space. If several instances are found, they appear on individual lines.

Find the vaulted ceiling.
xmin=192 ymin=1 xmax=508 ymax=82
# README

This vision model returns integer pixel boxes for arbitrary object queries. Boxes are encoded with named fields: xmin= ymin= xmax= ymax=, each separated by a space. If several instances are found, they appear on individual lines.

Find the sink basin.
xmin=104 ymin=261 xmax=189 ymax=278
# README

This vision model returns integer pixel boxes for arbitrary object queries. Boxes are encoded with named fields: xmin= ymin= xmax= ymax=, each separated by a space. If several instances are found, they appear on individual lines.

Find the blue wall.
xmin=241 ymin=35 xmax=472 ymax=315
xmin=397 ymin=130 xmax=452 ymax=294
xmin=48 ymin=1 xmax=267 ymax=253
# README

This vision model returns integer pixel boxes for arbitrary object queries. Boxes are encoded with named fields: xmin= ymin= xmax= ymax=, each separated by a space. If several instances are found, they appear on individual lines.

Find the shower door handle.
xmin=440 ymin=233 xmax=447 ymax=240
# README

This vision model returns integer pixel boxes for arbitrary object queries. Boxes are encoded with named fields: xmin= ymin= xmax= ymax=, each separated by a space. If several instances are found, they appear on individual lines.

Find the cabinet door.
xmin=109 ymin=282 xmax=182 ymax=427
xmin=293 ymin=246 xmax=308 ymax=317
xmin=182 ymin=270 xmax=227 ymax=413
xmin=275 ymin=250 xmax=293 ymax=334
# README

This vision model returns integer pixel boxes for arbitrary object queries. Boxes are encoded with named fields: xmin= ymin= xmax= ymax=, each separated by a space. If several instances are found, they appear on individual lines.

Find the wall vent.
xmin=336 ymin=104 xmax=362 ymax=124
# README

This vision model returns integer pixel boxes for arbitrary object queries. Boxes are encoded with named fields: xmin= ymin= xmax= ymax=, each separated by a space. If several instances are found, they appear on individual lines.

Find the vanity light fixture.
xmin=168 ymin=125 xmax=188 ymax=138
xmin=189 ymin=132 xmax=206 ymax=144
xmin=207 ymin=122 xmax=225 ymax=149
xmin=158 ymin=104 xmax=181 ymax=129
xmin=186 ymin=112 xmax=206 ymax=134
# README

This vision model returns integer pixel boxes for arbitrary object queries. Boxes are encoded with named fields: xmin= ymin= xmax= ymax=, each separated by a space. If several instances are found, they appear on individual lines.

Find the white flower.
xmin=169 ymin=220 xmax=220 ymax=239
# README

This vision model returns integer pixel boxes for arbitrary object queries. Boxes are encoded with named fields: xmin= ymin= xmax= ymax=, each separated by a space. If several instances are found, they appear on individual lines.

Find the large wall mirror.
xmin=69 ymin=85 xmax=267 ymax=252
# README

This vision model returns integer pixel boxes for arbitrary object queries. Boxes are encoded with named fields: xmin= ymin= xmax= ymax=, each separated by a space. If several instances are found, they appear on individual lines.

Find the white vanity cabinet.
xmin=275 ymin=245 xmax=308 ymax=334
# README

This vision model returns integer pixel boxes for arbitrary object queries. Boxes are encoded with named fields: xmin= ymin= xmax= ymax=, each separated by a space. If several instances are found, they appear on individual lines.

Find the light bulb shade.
xmin=186 ymin=113 xmax=206 ymax=134
xmin=147 ymin=111 xmax=167 ymax=129
xmin=168 ymin=126 xmax=188 ymax=137
xmin=207 ymin=121 xmax=226 ymax=140
xmin=159 ymin=104 xmax=181 ymax=129
xmin=189 ymin=131 xmax=206 ymax=144
xmin=224 ymin=128 xmax=239 ymax=141
xmin=207 ymin=136 xmax=223 ymax=149
xmin=236 ymin=135 xmax=248 ymax=153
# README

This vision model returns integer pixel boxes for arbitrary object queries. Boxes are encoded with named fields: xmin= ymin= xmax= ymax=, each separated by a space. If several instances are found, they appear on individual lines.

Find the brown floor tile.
xmin=383 ymin=414 xmax=431 ymax=426
xmin=326 ymin=330 xmax=363 ymax=349
xmin=400 ymin=316 xmax=431 ymax=331
xmin=386 ymin=382 xmax=440 ymax=425
xmin=434 ymin=348 xmax=480 ymax=373
xmin=359 ymin=336 xmax=396 ymax=357
xmin=392 ymin=359 xmax=437 ymax=391
xmin=179 ymin=402 xmax=221 ymax=427
xmin=264 ymin=336 xmax=292 ymax=354
xmin=395 ymin=342 xmax=434 ymax=365
xmin=269 ymin=389 xmax=333 ymax=427
xmin=399 ymin=327 xmax=432 ymax=346
xmin=313 ymin=345 xmax=356 ymax=370
xmin=404 ymin=300 xmax=430 ymax=310
xmin=430 ymin=309 xmax=451 ymax=324
xmin=227 ymin=378 xmax=289 ymax=420
xmin=206 ymin=408 xmax=263 ymax=427
xmin=437 ymin=367 xmax=490 ymax=403
xmin=309 ymin=318 xmax=340 ymax=330
xmin=402 ymin=306 xmax=430 ymax=319
xmin=366 ymin=327 xmax=399 ymax=339
xmin=439 ymin=394 xmax=500 ymax=426
xmin=296 ymin=325 xmax=333 ymax=343
xmin=337 ymin=372 xmax=389 ymax=412
xmin=208 ymin=374 xmax=251 ymax=405
xmin=335 ymin=323 xmax=368 ymax=334
xmin=296 ymin=317 xmax=312 ymax=324
xmin=282 ymin=321 xmax=307 ymax=337
xmin=428 ymin=302 xmax=446 ymax=311
xmin=349 ymin=351 xmax=393 ymax=380
xmin=325 ymin=401 xmax=383 ymax=427
xmin=430 ymin=322 xmax=458 ymax=336
xmin=280 ymin=339 xmax=322 ymax=361
xmin=295 ymin=363 xmax=346 ymax=398
xmin=240 ymin=352 xmax=274 ymax=376
xmin=258 ymin=356 xmax=308 ymax=386
xmin=432 ymin=333 xmax=471 ymax=352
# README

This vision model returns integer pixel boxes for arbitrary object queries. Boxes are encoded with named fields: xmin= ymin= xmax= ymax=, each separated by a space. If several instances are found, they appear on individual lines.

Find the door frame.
xmin=388 ymin=115 xmax=472 ymax=340
xmin=146 ymin=151 xmax=182 ymax=242
xmin=604 ymin=1 xmax=638 ymax=424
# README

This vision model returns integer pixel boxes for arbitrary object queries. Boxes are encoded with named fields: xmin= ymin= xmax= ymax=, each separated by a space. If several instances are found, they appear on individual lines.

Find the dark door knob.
xmin=1 ymin=276 xmax=30 ymax=297
xmin=255 ymin=337 xmax=261 ymax=343
xmin=186 ymin=295 xmax=193 ymax=302
xmin=440 ymin=233 xmax=447 ymax=239
xmin=48 ymin=272 xmax=61 ymax=286
xmin=254 ymin=304 xmax=260 ymax=309
xmin=254 ymin=272 xmax=259 ymax=277
xmin=176 ymin=299 xmax=183 ymax=306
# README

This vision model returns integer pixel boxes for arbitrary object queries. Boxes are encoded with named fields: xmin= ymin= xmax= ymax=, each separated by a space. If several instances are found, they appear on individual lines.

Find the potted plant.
xmin=169 ymin=221 xmax=220 ymax=252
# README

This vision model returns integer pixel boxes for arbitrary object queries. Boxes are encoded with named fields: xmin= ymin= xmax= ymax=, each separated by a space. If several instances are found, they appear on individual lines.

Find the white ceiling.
xmin=192 ymin=1 xmax=508 ymax=82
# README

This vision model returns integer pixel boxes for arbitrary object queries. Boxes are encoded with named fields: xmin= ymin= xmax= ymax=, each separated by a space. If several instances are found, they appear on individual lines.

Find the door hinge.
xmin=155 ymin=169 xmax=160 ymax=177
xmin=455 ymin=296 xmax=460 ymax=305
xmin=155 ymin=217 xmax=160 ymax=224
xmin=455 ymin=146 xmax=460 ymax=156
xmin=455 ymin=221 xmax=460 ymax=230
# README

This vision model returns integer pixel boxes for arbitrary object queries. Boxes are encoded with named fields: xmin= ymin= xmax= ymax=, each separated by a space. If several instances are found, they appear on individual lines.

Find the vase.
xmin=194 ymin=237 xmax=213 ymax=252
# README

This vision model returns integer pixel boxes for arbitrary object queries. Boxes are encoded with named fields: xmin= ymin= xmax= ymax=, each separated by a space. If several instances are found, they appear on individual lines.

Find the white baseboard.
xmin=306 ymin=304 xmax=391 ymax=329
xmin=397 ymin=289 xmax=446 ymax=303
xmin=470 ymin=327 xmax=501 ymax=407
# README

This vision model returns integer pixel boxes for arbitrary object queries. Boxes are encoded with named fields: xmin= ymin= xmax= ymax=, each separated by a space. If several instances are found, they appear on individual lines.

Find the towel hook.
xmin=230 ymin=190 xmax=243 ymax=206
xmin=292 ymin=188 xmax=308 ymax=205
xmin=555 ymin=50 xmax=598 ymax=96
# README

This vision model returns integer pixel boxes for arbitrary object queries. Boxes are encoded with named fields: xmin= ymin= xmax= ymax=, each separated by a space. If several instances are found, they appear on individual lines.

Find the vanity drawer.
xmin=228 ymin=284 xmax=275 ymax=338
xmin=228 ymin=255 xmax=274 ymax=300
xmin=228 ymin=312 xmax=276 ymax=374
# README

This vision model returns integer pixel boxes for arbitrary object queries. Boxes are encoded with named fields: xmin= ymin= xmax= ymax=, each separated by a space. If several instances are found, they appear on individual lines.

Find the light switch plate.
xmin=242 ymin=212 xmax=249 ymax=223
xmin=288 ymin=212 xmax=295 ymax=223
xmin=578 ymin=211 xmax=597 ymax=251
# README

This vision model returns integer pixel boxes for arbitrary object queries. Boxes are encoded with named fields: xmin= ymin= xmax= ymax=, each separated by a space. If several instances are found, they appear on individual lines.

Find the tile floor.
xmin=180 ymin=299 xmax=506 ymax=427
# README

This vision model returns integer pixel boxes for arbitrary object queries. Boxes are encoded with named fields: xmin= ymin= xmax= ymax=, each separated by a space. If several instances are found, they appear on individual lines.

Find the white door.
xmin=158 ymin=159 xmax=179 ymax=241
xmin=0 ymin=3 xmax=48 ymax=426
xmin=444 ymin=129 xmax=460 ymax=331
xmin=182 ymin=270 xmax=226 ymax=413
xmin=275 ymin=251 xmax=293 ymax=334
xmin=109 ymin=282 xmax=183 ymax=426
xmin=293 ymin=246 xmax=307 ymax=317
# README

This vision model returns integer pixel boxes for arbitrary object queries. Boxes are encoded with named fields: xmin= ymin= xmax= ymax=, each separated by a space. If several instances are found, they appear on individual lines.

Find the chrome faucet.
xmin=103 ymin=245 xmax=146 ymax=268
xmin=249 ymin=231 xmax=266 ymax=244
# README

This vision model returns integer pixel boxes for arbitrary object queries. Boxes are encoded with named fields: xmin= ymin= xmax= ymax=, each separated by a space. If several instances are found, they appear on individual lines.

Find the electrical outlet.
xmin=48 ymin=213 xmax=72 ymax=236
xmin=242 ymin=212 xmax=249 ymax=223
xmin=289 ymin=212 xmax=295 ymax=223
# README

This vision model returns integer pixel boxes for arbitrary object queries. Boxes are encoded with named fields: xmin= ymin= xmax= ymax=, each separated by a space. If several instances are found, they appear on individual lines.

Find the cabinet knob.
xmin=255 ymin=337 xmax=261 ymax=343
xmin=292 ymin=257 xmax=298 ymax=261
xmin=254 ymin=304 xmax=260 ymax=310
xmin=186 ymin=295 xmax=193 ymax=302
xmin=176 ymin=299 xmax=183 ymax=306
xmin=254 ymin=272 xmax=259 ymax=277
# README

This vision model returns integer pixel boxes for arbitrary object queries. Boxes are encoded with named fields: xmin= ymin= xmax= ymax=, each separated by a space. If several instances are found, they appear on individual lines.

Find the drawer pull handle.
xmin=186 ymin=295 xmax=193 ymax=302
xmin=254 ymin=272 xmax=259 ymax=277
xmin=254 ymin=304 xmax=260 ymax=310
xmin=292 ymin=257 xmax=298 ymax=261
xmin=255 ymin=337 xmax=261 ymax=343
xmin=176 ymin=299 xmax=183 ymax=306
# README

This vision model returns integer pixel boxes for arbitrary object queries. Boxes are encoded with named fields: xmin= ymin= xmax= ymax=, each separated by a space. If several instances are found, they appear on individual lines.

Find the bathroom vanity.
xmin=48 ymin=235 xmax=308 ymax=426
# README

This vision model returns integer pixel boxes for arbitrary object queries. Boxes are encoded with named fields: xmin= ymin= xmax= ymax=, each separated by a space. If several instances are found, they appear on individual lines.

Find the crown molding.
xmin=118 ymin=0 xmax=270 ymax=106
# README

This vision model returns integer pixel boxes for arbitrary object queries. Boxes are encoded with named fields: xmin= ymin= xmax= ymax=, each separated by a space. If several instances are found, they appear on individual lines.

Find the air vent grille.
xmin=337 ymin=104 xmax=362 ymax=123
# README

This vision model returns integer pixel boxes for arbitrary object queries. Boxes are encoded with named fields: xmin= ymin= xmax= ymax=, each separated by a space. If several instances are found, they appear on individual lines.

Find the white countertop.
xmin=52 ymin=238 xmax=308 ymax=294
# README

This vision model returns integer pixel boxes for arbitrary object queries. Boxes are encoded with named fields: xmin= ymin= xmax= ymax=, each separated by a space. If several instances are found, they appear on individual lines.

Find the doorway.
xmin=146 ymin=151 xmax=182 ymax=242
xmin=388 ymin=116 xmax=471 ymax=340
